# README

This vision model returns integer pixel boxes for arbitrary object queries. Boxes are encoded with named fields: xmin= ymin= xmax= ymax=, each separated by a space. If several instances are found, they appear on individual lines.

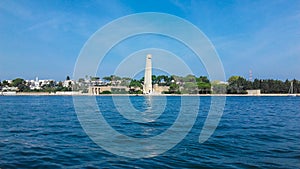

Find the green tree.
xmin=211 ymin=81 xmax=227 ymax=94
xmin=111 ymin=88 xmax=128 ymax=94
xmin=139 ymin=77 xmax=144 ymax=84
xmin=169 ymin=83 xmax=180 ymax=94
xmin=11 ymin=78 xmax=29 ymax=92
xmin=183 ymin=74 xmax=197 ymax=82
xmin=55 ymin=81 xmax=69 ymax=92
xmin=58 ymin=81 xmax=63 ymax=87
xmin=293 ymin=79 xmax=300 ymax=93
xmin=2 ymin=80 xmax=9 ymax=86
xmin=120 ymin=77 xmax=132 ymax=86
xmin=78 ymin=78 xmax=85 ymax=83
xmin=111 ymin=75 xmax=121 ymax=81
xmin=196 ymin=76 xmax=211 ymax=94
xmin=90 ymin=76 xmax=100 ymax=81
xmin=156 ymin=75 xmax=164 ymax=85
xmin=68 ymin=81 xmax=72 ymax=88
xmin=197 ymin=76 xmax=210 ymax=83
xmin=11 ymin=78 xmax=25 ymax=87
xmin=164 ymin=75 xmax=174 ymax=85
xmin=103 ymin=76 xmax=112 ymax=82
xmin=197 ymin=82 xmax=211 ymax=94
xmin=252 ymin=79 xmax=261 ymax=89
xmin=129 ymin=79 xmax=143 ymax=88
xmin=152 ymin=75 xmax=157 ymax=84
xmin=182 ymin=82 xmax=198 ymax=94
xmin=228 ymin=76 xmax=240 ymax=84
xmin=101 ymin=90 xmax=112 ymax=94
xmin=227 ymin=76 xmax=248 ymax=94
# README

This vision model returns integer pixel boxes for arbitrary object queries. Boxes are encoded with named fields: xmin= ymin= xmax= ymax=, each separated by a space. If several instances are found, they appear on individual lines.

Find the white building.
xmin=26 ymin=77 xmax=55 ymax=90
xmin=63 ymin=80 xmax=75 ymax=87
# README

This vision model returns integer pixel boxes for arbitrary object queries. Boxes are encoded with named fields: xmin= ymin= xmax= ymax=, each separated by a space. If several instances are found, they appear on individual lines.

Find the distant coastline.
xmin=1 ymin=75 xmax=299 ymax=96
xmin=1 ymin=92 xmax=298 ymax=97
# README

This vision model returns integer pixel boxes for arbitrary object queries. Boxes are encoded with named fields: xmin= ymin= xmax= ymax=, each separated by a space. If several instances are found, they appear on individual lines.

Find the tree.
xmin=284 ymin=79 xmax=290 ymax=93
xmin=101 ymin=90 xmax=112 ymax=94
xmin=156 ymin=75 xmax=164 ymax=85
xmin=68 ymin=81 xmax=72 ymax=88
xmin=90 ymin=76 xmax=100 ymax=81
xmin=197 ymin=76 xmax=211 ymax=94
xmin=2 ymin=80 xmax=9 ymax=86
xmin=129 ymin=79 xmax=143 ymax=94
xmin=152 ymin=75 xmax=157 ymax=84
xmin=11 ymin=78 xmax=25 ymax=87
xmin=111 ymin=75 xmax=121 ymax=81
xmin=122 ymin=77 xmax=132 ymax=81
xmin=183 ymin=74 xmax=197 ymax=82
xmin=182 ymin=82 xmax=198 ymax=94
xmin=139 ymin=77 xmax=144 ymax=84
xmin=58 ymin=81 xmax=63 ymax=87
xmin=129 ymin=79 xmax=142 ymax=88
xmin=164 ymin=75 xmax=173 ymax=85
xmin=211 ymin=81 xmax=227 ymax=94
xmin=197 ymin=81 xmax=211 ymax=94
xmin=197 ymin=76 xmax=210 ymax=83
xmin=78 ymin=78 xmax=85 ymax=83
xmin=227 ymin=76 xmax=248 ymax=94
xmin=252 ymin=79 xmax=261 ymax=89
xmin=292 ymin=79 xmax=299 ymax=93
xmin=120 ymin=77 xmax=132 ymax=86
xmin=169 ymin=83 xmax=180 ymax=94
xmin=11 ymin=78 xmax=29 ymax=92
xmin=228 ymin=76 xmax=240 ymax=84
xmin=103 ymin=76 xmax=112 ymax=82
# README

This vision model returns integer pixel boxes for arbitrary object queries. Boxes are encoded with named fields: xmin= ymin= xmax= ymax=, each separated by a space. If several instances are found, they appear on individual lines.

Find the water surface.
xmin=0 ymin=96 xmax=299 ymax=168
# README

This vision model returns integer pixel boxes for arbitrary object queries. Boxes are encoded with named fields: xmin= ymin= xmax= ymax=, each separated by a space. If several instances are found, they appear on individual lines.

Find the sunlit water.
xmin=0 ymin=96 xmax=299 ymax=168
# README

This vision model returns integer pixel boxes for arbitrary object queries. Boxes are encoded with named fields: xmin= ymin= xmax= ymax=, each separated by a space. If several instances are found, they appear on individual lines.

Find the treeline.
xmin=127 ymin=74 xmax=212 ymax=94
xmin=226 ymin=76 xmax=299 ymax=94
xmin=1 ymin=75 xmax=299 ymax=94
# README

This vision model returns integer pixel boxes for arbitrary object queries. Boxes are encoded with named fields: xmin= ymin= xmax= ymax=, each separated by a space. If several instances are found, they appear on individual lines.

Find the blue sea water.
xmin=0 ymin=96 xmax=299 ymax=168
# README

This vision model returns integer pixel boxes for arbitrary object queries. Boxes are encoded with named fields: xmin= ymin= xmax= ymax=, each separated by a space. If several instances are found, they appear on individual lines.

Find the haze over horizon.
xmin=0 ymin=0 xmax=299 ymax=81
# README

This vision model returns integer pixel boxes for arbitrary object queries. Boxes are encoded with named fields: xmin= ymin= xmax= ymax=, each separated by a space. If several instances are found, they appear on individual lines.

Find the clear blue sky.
xmin=0 ymin=0 xmax=299 ymax=81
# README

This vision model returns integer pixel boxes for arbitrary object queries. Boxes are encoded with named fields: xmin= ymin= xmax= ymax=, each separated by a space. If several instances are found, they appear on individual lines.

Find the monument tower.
xmin=143 ymin=54 xmax=152 ymax=94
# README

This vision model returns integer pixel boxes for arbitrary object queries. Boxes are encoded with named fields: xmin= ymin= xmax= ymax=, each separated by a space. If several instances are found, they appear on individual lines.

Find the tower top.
xmin=147 ymin=54 xmax=152 ymax=59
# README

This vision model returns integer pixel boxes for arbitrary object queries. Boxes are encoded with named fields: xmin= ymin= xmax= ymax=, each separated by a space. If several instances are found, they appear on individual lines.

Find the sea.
xmin=0 ymin=96 xmax=299 ymax=169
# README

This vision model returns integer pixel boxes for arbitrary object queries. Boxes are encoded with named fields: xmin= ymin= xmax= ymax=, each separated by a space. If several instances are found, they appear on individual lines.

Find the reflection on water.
xmin=113 ymin=96 xmax=166 ymax=123
xmin=144 ymin=96 xmax=152 ymax=111
xmin=142 ymin=96 xmax=154 ymax=122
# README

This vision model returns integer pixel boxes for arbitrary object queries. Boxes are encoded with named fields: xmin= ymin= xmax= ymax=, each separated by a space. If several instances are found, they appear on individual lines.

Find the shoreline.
xmin=1 ymin=92 xmax=299 ymax=97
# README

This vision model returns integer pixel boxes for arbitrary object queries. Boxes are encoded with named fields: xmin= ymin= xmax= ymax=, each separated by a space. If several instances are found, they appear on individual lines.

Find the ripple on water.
xmin=0 ymin=96 xmax=299 ymax=168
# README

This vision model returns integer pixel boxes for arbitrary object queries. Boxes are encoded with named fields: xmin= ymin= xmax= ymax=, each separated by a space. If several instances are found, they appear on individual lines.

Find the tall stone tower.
xmin=143 ymin=54 xmax=152 ymax=94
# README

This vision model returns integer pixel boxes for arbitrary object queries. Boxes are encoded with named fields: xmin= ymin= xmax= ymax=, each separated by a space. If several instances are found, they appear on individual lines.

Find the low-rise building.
xmin=88 ymin=86 xmax=129 ymax=95
xmin=153 ymin=84 xmax=169 ymax=94
xmin=63 ymin=80 xmax=75 ymax=88
xmin=246 ymin=89 xmax=261 ymax=95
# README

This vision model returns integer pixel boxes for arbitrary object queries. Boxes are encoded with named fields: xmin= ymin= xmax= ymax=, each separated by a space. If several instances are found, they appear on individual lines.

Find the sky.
xmin=0 ymin=0 xmax=299 ymax=81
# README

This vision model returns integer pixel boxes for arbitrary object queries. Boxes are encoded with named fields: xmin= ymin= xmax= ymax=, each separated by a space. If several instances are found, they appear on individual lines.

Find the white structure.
xmin=63 ymin=80 xmax=75 ymax=87
xmin=143 ymin=54 xmax=152 ymax=94
xmin=26 ymin=77 xmax=56 ymax=90
xmin=27 ymin=77 xmax=41 ymax=90
xmin=88 ymin=86 xmax=129 ymax=95
xmin=246 ymin=89 xmax=261 ymax=95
